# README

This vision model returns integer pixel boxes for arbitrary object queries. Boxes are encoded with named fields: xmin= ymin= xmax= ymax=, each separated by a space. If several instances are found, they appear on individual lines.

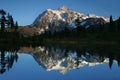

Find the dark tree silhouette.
xmin=6 ymin=13 xmax=11 ymax=27
xmin=109 ymin=15 xmax=115 ymax=31
xmin=109 ymin=58 xmax=113 ymax=69
xmin=117 ymin=57 xmax=120 ymax=67
xmin=0 ymin=50 xmax=6 ymax=74
xmin=117 ymin=17 xmax=120 ymax=31
xmin=1 ymin=20 xmax=5 ymax=31
xmin=9 ymin=15 xmax=14 ymax=29
xmin=0 ymin=9 xmax=6 ymax=16
xmin=1 ymin=16 xmax=6 ymax=31
xmin=0 ymin=9 xmax=6 ymax=32
xmin=15 ymin=21 xmax=18 ymax=30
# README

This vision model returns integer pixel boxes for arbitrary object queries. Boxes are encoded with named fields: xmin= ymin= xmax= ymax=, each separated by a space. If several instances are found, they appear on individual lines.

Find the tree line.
xmin=0 ymin=9 xmax=21 ymax=43
xmin=0 ymin=9 xmax=18 ymax=32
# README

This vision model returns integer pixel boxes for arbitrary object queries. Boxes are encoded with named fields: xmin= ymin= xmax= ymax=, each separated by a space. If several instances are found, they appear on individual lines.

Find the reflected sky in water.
xmin=0 ymin=46 xmax=120 ymax=80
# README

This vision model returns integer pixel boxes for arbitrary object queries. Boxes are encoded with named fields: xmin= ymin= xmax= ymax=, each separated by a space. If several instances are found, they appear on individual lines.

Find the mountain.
xmin=31 ymin=6 xmax=109 ymax=34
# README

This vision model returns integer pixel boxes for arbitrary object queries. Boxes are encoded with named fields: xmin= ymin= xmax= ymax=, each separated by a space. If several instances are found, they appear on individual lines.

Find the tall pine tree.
xmin=15 ymin=21 xmax=18 ymax=30
xmin=109 ymin=15 xmax=115 ymax=32
xmin=10 ymin=15 xmax=14 ymax=29
xmin=117 ymin=17 xmax=120 ymax=31
xmin=0 ymin=9 xmax=6 ymax=32
xmin=1 ymin=16 xmax=6 ymax=31
xmin=6 ymin=13 xmax=11 ymax=27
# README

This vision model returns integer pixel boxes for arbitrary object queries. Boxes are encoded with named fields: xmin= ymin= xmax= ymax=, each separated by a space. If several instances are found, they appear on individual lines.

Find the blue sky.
xmin=0 ymin=0 xmax=120 ymax=26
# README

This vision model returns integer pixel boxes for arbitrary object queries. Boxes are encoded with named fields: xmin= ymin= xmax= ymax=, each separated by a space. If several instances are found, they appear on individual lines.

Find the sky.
xmin=0 ymin=0 xmax=120 ymax=26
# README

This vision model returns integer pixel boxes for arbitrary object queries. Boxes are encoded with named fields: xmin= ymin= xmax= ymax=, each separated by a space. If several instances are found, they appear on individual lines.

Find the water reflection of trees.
xmin=0 ymin=50 xmax=18 ymax=74
xmin=109 ymin=56 xmax=120 ymax=69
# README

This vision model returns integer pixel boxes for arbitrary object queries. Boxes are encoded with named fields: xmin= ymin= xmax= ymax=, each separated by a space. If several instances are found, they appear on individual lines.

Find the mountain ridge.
xmin=31 ymin=6 xmax=109 ymax=34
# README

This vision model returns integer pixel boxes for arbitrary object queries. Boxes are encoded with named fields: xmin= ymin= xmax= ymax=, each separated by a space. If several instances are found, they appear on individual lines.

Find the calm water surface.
xmin=0 ymin=46 xmax=120 ymax=80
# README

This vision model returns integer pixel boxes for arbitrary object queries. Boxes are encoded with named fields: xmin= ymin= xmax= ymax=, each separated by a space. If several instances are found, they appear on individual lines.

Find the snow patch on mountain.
xmin=31 ymin=6 xmax=109 ymax=33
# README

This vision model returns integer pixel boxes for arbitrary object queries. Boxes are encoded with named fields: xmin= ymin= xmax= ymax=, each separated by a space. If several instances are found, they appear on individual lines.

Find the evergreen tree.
xmin=109 ymin=58 xmax=113 ymax=69
xmin=0 ymin=9 xmax=6 ymax=32
xmin=109 ymin=15 xmax=115 ymax=32
xmin=6 ymin=13 xmax=11 ymax=27
xmin=110 ymin=15 xmax=113 ymax=22
xmin=117 ymin=17 xmax=120 ymax=31
xmin=0 ymin=9 xmax=6 ymax=16
xmin=6 ymin=13 xmax=15 ymax=31
xmin=10 ymin=15 xmax=14 ymax=29
xmin=117 ymin=57 xmax=120 ymax=67
xmin=15 ymin=21 xmax=18 ymax=30
xmin=1 ymin=20 xmax=5 ymax=31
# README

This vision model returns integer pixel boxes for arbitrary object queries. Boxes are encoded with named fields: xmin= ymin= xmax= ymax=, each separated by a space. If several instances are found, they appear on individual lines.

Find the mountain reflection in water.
xmin=0 ymin=45 xmax=120 ymax=75
xmin=18 ymin=46 xmax=120 ymax=74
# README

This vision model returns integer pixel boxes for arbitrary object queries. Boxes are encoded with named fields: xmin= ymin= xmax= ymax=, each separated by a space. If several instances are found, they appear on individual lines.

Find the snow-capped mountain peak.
xmin=59 ymin=6 xmax=69 ymax=11
xmin=31 ymin=7 xmax=109 ymax=34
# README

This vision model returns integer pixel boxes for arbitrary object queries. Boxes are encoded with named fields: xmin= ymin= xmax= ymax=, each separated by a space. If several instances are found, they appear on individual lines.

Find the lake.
xmin=0 ymin=45 xmax=120 ymax=80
